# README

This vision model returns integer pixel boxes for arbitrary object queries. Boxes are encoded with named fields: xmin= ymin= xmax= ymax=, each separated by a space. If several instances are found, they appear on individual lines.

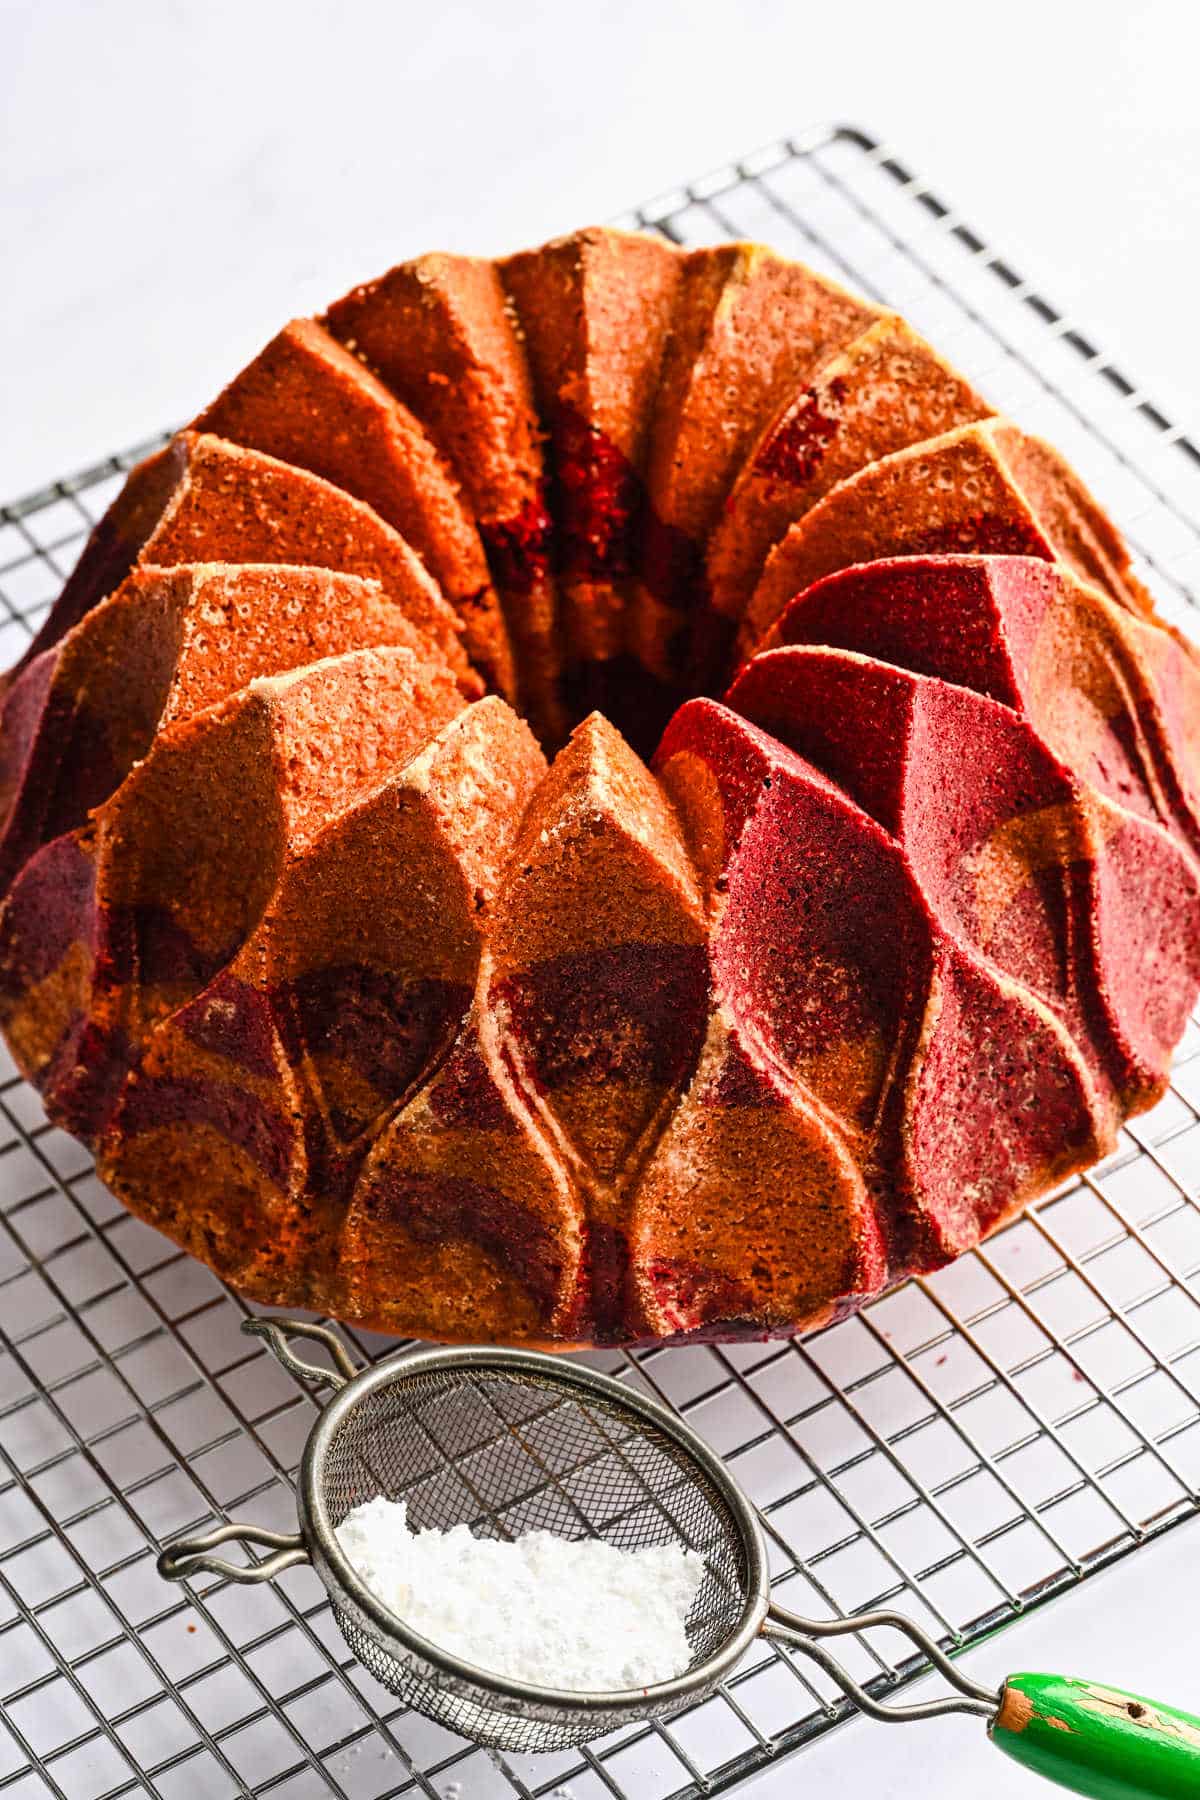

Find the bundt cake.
xmin=5 ymin=226 xmax=1199 ymax=1349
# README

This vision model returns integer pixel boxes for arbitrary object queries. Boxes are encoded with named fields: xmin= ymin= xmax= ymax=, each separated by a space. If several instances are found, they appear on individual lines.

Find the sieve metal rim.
xmin=299 ymin=1343 xmax=770 ymax=1722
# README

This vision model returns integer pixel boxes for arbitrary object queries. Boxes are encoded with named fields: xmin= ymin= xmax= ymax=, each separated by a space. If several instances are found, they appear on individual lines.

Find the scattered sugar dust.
xmin=336 ymin=1495 xmax=705 ymax=1692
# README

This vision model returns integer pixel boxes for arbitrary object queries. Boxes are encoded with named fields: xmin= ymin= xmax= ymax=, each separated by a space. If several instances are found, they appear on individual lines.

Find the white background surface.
xmin=3 ymin=2 xmax=1200 ymax=1795
xmin=5 ymin=0 xmax=1200 ymax=499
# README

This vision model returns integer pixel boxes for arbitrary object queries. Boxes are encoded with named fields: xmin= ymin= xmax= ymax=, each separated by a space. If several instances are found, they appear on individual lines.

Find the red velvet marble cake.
xmin=3 ymin=228 xmax=1197 ymax=1348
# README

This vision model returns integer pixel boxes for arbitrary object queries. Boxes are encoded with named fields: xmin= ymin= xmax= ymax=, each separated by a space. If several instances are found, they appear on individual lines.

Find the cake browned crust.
xmin=698 ymin=314 xmax=991 ymax=683
xmin=500 ymin=229 xmax=683 ymax=683
xmin=630 ymin=244 xmax=879 ymax=697
xmin=739 ymin=419 xmax=1160 ymax=652
xmin=325 ymin=255 xmax=563 ymax=741
xmin=195 ymin=318 xmax=516 ymax=696
xmin=3 ymin=227 xmax=1198 ymax=1349
xmin=18 ymin=433 xmax=476 ymax=694
xmin=0 ymin=561 xmax=445 ymax=892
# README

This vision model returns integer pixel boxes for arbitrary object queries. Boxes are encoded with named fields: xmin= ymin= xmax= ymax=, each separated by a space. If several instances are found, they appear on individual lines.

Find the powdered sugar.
xmin=335 ymin=1495 xmax=705 ymax=1692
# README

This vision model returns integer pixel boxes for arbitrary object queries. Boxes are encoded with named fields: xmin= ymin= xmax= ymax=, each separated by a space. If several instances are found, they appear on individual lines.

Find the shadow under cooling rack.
xmin=2 ymin=123 xmax=1200 ymax=1800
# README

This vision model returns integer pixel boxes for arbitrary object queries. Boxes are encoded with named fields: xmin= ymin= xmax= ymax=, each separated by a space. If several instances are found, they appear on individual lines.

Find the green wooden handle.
xmin=991 ymin=1672 xmax=1200 ymax=1799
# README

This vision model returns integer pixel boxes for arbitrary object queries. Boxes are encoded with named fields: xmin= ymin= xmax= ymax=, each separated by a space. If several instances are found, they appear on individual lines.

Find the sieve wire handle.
xmin=765 ymin=1606 xmax=1200 ymax=1796
xmin=157 ymin=1521 xmax=309 ymax=1585
xmin=763 ymin=1602 xmax=997 ymax=1724
xmin=241 ymin=1316 xmax=358 ymax=1389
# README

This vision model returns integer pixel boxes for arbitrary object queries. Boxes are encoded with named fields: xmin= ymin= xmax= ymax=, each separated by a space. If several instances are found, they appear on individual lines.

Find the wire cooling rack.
xmin=2 ymin=122 xmax=1200 ymax=1800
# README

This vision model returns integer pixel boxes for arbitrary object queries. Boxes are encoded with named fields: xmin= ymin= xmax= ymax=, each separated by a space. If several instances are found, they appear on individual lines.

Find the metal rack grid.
xmin=2 ymin=122 xmax=1200 ymax=1800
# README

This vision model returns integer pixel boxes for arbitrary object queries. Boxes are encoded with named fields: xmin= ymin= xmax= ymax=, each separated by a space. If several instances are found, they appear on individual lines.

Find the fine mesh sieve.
xmin=311 ymin=1336 xmax=764 ymax=1749
xmin=159 ymin=1319 xmax=767 ymax=1752
xmin=158 ymin=1320 xmax=1200 ymax=1790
